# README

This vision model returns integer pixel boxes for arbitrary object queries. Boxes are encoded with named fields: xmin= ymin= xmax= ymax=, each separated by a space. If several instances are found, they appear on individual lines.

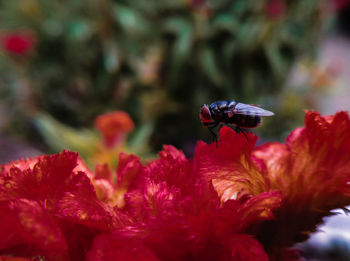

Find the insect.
xmin=200 ymin=100 xmax=274 ymax=146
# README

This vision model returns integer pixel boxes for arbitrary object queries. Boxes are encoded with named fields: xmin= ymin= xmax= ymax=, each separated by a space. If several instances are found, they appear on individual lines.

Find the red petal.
xmin=228 ymin=234 xmax=268 ymax=261
xmin=87 ymin=231 xmax=160 ymax=261
xmin=0 ymin=201 xmax=23 ymax=251
xmin=93 ymin=179 xmax=115 ymax=203
xmin=0 ymin=199 xmax=67 ymax=259
xmin=0 ymin=150 xmax=79 ymax=206
xmin=94 ymin=163 xmax=112 ymax=181
xmin=251 ymin=111 xmax=350 ymax=258
xmin=145 ymin=145 xmax=195 ymax=196
xmin=195 ymin=127 xmax=268 ymax=201
xmin=114 ymin=153 xmax=143 ymax=208
xmin=56 ymin=172 xmax=131 ymax=230
xmin=116 ymin=153 xmax=142 ymax=187
xmin=236 ymin=191 xmax=282 ymax=228
xmin=75 ymin=156 xmax=95 ymax=178
xmin=93 ymin=164 xmax=115 ymax=203
xmin=0 ymin=157 xmax=38 ymax=175
xmin=280 ymin=111 xmax=350 ymax=199
xmin=0 ymin=257 xmax=33 ymax=261
xmin=252 ymin=142 xmax=289 ymax=190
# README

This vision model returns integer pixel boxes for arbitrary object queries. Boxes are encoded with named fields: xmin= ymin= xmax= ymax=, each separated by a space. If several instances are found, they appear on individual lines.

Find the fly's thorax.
xmin=209 ymin=100 xmax=237 ymax=122
xmin=209 ymin=100 xmax=237 ymax=111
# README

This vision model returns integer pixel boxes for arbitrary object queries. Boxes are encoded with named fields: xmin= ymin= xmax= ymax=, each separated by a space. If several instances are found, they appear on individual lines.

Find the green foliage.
xmin=35 ymin=113 xmax=98 ymax=159
xmin=0 ymin=0 xmax=326 ymax=152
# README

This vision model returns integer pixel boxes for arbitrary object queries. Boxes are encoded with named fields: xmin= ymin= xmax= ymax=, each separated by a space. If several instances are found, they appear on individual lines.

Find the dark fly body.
xmin=200 ymin=100 xmax=274 ymax=146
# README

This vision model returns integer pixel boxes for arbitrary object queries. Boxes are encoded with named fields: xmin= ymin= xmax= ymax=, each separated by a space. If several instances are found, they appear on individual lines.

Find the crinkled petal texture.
xmin=194 ymin=129 xmax=269 ymax=201
xmin=0 ymin=150 xmax=128 ymax=260
xmin=0 ymin=257 xmax=34 ymax=261
xmin=88 ymin=145 xmax=271 ymax=261
xmin=254 ymin=111 xmax=350 ymax=258
xmin=0 ymin=148 xmax=272 ymax=261
xmin=3 ymin=111 xmax=350 ymax=261
xmin=0 ymin=199 xmax=67 ymax=259
xmin=196 ymin=111 xmax=350 ymax=260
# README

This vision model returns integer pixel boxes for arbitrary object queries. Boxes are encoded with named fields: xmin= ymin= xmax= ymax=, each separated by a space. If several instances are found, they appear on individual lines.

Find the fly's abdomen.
xmin=228 ymin=114 xmax=262 ymax=128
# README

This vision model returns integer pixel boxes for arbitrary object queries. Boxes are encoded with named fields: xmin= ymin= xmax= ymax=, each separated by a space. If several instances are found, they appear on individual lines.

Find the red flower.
xmin=114 ymin=153 xmax=143 ymax=208
xmin=196 ymin=111 xmax=350 ymax=259
xmin=0 ymin=151 xmax=128 ymax=260
xmin=254 ymin=111 xmax=350 ymax=258
xmin=88 ymin=145 xmax=274 ymax=261
xmin=94 ymin=111 xmax=134 ymax=148
xmin=2 ymin=111 xmax=350 ymax=260
xmin=265 ymin=0 xmax=286 ymax=19
xmin=331 ymin=0 xmax=350 ymax=11
xmin=0 ymin=31 xmax=36 ymax=57
xmin=186 ymin=0 xmax=212 ymax=17
xmin=190 ymin=0 xmax=206 ymax=8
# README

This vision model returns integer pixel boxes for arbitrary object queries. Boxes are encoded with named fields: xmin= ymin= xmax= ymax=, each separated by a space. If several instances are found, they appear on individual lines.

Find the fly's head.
xmin=200 ymin=104 xmax=214 ymax=126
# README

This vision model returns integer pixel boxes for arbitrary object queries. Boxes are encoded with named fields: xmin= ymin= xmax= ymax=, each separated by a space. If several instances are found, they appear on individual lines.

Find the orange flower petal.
xmin=94 ymin=111 xmax=134 ymax=148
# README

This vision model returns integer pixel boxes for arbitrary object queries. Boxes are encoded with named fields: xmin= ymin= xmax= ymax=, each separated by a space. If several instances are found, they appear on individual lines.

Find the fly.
xmin=200 ymin=100 xmax=274 ymax=146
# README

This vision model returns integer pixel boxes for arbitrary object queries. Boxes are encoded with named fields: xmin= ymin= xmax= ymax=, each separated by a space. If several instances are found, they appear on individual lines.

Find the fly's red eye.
xmin=200 ymin=104 xmax=212 ymax=125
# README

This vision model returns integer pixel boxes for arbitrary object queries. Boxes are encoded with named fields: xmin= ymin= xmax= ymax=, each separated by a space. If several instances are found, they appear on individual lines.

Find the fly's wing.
xmin=226 ymin=103 xmax=274 ymax=117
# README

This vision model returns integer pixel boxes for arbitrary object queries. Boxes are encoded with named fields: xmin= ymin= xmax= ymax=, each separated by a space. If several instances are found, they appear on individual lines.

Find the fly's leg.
xmin=207 ymin=122 xmax=219 ymax=148
xmin=236 ymin=127 xmax=249 ymax=141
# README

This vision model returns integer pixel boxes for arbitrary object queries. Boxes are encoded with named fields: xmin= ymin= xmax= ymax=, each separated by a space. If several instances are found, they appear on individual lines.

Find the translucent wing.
xmin=227 ymin=103 xmax=274 ymax=117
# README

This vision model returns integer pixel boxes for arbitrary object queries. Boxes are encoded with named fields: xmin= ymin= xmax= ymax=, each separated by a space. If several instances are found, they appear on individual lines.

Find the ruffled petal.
xmin=0 ymin=150 xmax=79 ymax=206
xmin=56 ymin=172 xmax=131 ymax=230
xmin=145 ymin=145 xmax=197 ymax=196
xmin=252 ymin=111 xmax=350 ymax=258
xmin=114 ymin=153 xmax=143 ymax=208
xmin=228 ymin=234 xmax=268 ymax=261
xmin=0 ymin=257 xmax=33 ymax=261
xmin=0 ymin=199 xmax=67 ymax=259
xmin=87 ymin=231 xmax=160 ymax=261
xmin=195 ymin=127 xmax=270 ymax=201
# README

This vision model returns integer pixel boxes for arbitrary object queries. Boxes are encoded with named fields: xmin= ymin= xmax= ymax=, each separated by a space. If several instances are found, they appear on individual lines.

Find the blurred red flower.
xmin=331 ymin=0 xmax=350 ymax=11
xmin=94 ymin=111 xmax=134 ymax=148
xmin=190 ymin=0 xmax=206 ymax=8
xmin=0 ymin=31 xmax=36 ymax=57
xmin=265 ymin=0 xmax=285 ymax=19
xmin=1 ymin=111 xmax=350 ymax=260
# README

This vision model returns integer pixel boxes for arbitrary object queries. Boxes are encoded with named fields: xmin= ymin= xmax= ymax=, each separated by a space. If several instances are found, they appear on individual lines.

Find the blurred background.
xmin=0 ymin=0 xmax=350 ymax=259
